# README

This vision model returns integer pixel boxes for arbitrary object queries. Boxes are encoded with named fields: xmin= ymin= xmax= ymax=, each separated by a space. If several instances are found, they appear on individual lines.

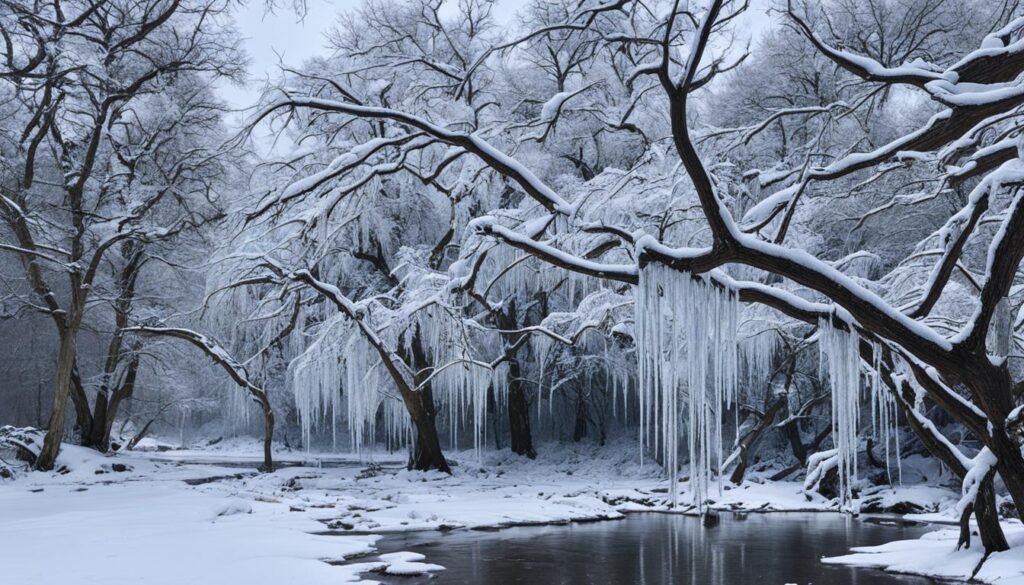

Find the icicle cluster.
xmin=740 ymin=329 xmax=778 ymax=389
xmin=818 ymin=318 xmax=861 ymax=505
xmin=635 ymin=264 xmax=739 ymax=509
xmin=227 ymin=385 xmax=252 ymax=432
xmin=868 ymin=341 xmax=902 ymax=486
xmin=382 ymin=398 xmax=413 ymax=453
xmin=414 ymin=304 xmax=500 ymax=461
xmin=289 ymin=317 xmax=382 ymax=453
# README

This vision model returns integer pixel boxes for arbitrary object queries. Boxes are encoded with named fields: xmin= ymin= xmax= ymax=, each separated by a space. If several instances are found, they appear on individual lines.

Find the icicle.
xmin=868 ymin=340 xmax=902 ymax=487
xmin=612 ymin=359 xmax=618 ymax=419
xmin=635 ymin=264 xmax=740 ymax=510
xmin=289 ymin=315 xmax=388 ymax=456
xmin=533 ymin=333 xmax=552 ymax=419
xmin=227 ymin=384 xmax=252 ymax=433
xmin=819 ymin=317 xmax=861 ymax=506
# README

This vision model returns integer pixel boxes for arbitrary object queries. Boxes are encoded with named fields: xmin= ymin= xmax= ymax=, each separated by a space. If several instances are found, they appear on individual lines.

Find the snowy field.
xmin=5 ymin=438 xmax=1021 ymax=584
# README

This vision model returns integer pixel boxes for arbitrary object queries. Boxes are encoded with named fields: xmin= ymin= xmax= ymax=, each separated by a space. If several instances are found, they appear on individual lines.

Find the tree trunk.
xmin=402 ymin=328 xmax=450 ymax=473
xmin=69 ymin=369 xmax=94 ymax=446
xmin=966 ymin=360 xmax=1024 ymax=526
xmin=36 ymin=332 xmax=78 ymax=470
xmin=990 ymin=432 xmax=1024 ymax=522
xmin=259 ymin=398 xmax=275 ymax=473
xmin=730 ymin=397 xmax=787 ymax=484
xmin=506 ymin=358 xmax=536 ymax=458
xmin=404 ymin=385 xmax=449 ymax=472
xmin=496 ymin=301 xmax=535 ymax=458
xmin=90 ymin=353 xmax=142 ymax=452
xmin=976 ymin=470 xmax=1009 ymax=553
xmin=780 ymin=420 xmax=808 ymax=463
xmin=958 ymin=469 xmax=1008 ymax=553
xmin=894 ymin=375 xmax=1008 ymax=553
xmin=87 ymin=393 xmax=109 ymax=450
xmin=126 ymin=418 xmax=156 ymax=451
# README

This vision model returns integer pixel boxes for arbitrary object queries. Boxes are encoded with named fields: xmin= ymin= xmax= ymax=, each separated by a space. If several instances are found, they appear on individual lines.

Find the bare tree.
xmin=0 ymin=0 xmax=244 ymax=469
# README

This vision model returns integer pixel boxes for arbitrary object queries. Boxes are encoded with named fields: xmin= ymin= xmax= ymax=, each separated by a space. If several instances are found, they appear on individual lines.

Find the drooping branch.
xmin=125 ymin=327 xmax=265 ymax=399
xmin=125 ymin=326 xmax=275 ymax=471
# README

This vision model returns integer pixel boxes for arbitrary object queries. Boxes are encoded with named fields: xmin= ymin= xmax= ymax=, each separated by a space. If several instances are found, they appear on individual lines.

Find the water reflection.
xmin=376 ymin=512 xmax=953 ymax=585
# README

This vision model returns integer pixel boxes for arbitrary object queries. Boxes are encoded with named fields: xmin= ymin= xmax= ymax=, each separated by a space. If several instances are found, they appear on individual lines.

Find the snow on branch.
xmin=953 ymin=165 xmax=1024 ymax=350
xmin=469 ymin=216 xmax=637 ymax=283
xmin=125 ymin=326 xmax=267 ymax=401
xmin=955 ymin=448 xmax=997 ymax=517
xmin=249 ymin=97 xmax=575 ymax=216
xmin=786 ymin=1 xmax=947 ymax=87
xmin=908 ymin=159 xmax=1024 ymax=319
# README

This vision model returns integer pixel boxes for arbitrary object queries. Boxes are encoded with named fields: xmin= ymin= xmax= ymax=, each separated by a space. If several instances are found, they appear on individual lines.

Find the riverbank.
xmin=0 ymin=438 xmax=1005 ymax=584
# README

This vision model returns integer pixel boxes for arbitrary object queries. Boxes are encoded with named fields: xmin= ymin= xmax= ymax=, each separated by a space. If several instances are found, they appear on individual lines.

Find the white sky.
xmin=221 ymin=0 xmax=774 ymax=127
xmin=220 ymin=0 xmax=523 ymax=115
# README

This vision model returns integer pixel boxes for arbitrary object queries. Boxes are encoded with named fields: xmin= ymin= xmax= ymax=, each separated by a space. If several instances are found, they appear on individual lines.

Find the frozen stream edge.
xmin=0 ymin=442 xmax=1015 ymax=585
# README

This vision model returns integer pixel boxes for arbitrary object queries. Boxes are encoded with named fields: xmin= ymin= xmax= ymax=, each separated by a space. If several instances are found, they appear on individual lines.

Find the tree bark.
xmin=259 ymin=397 xmax=275 ymax=473
xmin=976 ymin=470 xmax=1009 ymax=553
xmin=958 ymin=357 xmax=1024 ymax=527
xmin=894 ymin=375 xmax=1008 ymax=553
xmin=87 ymin=393 xmax=108 ymax=449
xmin=36 ymin=332 xmax=78 ymax=470
xmin=403 ymin=385 xmax=449 ymax=472
xmin=506 ymin=358 xmax=536 ymax=458
xmin=730 ymin=397 xmax=787 ymax=484
xmin=68 ymin=365 xmax=94 ymax=446
xmin=403 ymin=328 xmax=451 ymax=473
xmin=958 ymin=469 xmax=1008 ymax=553
xmin=496 ymin=300 xmax=536 ymax=458
xmin=89 ymin=352 xmax=142 ymax=452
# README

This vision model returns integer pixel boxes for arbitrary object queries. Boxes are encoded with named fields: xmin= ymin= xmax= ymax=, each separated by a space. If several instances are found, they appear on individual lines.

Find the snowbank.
xmin=825 ymin=524 xmax=1024 ymax=584
xmin=0 ymin=438 xmax=999 ymax=585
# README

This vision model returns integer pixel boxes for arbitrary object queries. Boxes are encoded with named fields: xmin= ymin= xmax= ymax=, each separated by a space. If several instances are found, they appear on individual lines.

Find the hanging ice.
xmin=869 ymin=340 xmax=902 ymax=486
xmin=412 ymin=303 xmax=500 ymax=462
xmin=635 ymin=263 xmax=739 ymax=510
xmin=818 ymin=317 xmax=861 ymax=505
xmin=288 ymin=316 xmax=380 ymax=455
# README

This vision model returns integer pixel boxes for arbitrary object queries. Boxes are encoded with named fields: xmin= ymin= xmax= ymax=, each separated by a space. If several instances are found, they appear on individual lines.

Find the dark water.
xmin=375 ymin=513 xmax=953 ymax=585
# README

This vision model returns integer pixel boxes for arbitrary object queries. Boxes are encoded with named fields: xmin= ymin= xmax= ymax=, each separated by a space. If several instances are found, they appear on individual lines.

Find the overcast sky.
xmin=220 ymin=0 xmax=524 ymax=115
xmin=221 ymin=0 xmax=774 ymax=124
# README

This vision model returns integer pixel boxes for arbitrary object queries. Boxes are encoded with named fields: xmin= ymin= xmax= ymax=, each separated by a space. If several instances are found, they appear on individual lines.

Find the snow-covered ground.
xmin=824 ymin=526 xmax=1024 ymax=584
xmin=0 ymin=438 xmax=1012 ymax=584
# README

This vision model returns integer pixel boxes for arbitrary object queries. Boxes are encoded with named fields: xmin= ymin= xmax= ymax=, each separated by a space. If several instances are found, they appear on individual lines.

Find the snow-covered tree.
xmin=250 ymin=0 xmax=1024 ymax=554
xmin=0 ymin=0 xmax=244 ymax=468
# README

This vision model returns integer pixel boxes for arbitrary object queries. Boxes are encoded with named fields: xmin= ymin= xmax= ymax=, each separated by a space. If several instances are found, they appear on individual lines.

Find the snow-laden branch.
xmin=451 ymin=0 xmax=632 ymax=100
xmin=955 ymin=448 xmax=997 ymax=517
xmin=283 ymin=268 xmax=420 ymax=396
xmin=744 ymin=10 xmax=1024 ymax=235
xmin=785 ymin=0 xmax=947 ymax=88
xmin=910 ymin=159 xmax=1024 ymax=320
xmin=247 ymin=133 xmax=431 ymax=220
xmin=248 ymin=97 xmax=575 ymax=216
xmin=125 ymin=326 xmax=266 ymax=400
xmin=469 ymin=216 xmax=637 ymax=283
xmin=125 ymin=326 xmax=276 ymax=472
xmin=469 ymin=215 xmax=849 ymax=331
